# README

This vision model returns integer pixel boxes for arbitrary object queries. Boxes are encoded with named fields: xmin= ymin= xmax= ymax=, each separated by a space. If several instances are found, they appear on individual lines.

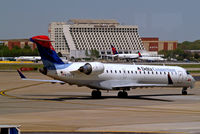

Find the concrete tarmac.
xmin=0 ymin=72 xmax=200 ymax=134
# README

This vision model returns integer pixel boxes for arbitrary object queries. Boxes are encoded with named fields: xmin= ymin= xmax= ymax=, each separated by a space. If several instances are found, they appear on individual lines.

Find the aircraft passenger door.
xmin=178 ymin=71 xmax=183 ymax=83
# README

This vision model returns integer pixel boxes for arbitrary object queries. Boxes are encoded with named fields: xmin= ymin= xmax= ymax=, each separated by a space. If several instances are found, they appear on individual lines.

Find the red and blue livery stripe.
xmin=30 ymin=35 xmax=64 ymax=69
xmin=111 ymin=45 xmax=118 ymax=55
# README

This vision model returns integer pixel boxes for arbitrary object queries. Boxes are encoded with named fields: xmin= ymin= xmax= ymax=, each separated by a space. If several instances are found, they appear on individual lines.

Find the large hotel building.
xmin=48 ymin=19 xmax=145 ymax=59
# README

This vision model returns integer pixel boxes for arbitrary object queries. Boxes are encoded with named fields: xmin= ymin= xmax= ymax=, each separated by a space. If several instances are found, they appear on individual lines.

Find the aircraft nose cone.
xmin=189 ymin=75 xmax=196 ymax=88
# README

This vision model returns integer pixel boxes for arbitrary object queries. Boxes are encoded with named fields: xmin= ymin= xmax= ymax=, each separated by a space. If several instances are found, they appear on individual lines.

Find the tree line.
xmin=0 ymin=45 xmax=39 ymax=57
xmin=159 ymin=40 xmax=200 ymax=61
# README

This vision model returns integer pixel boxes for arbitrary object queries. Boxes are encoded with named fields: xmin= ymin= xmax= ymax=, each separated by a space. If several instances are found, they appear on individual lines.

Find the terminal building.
xmin=48 ymin=19 xmax=145 ymax=59
xmin=141 ymin=37 xmax=178 ymax=52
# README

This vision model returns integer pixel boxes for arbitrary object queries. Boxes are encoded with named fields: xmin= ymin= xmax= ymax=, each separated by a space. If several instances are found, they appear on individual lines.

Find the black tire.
xmin=182 ymin=90 xmax=187 ymax=95
xmin=118 ymin=91 xmax=128 ymax=98
xmin=123 ymin=91 xmax=128 ymax=97
xmin=91 ymin=90 xmax=101 ymax=98
xmin=118 ymin=91 xmax=123 ymax=98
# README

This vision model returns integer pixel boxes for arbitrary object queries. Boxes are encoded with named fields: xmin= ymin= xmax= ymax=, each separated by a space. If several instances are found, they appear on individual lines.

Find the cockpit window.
xmin=186 ymin=71 xmax=190 ymax=74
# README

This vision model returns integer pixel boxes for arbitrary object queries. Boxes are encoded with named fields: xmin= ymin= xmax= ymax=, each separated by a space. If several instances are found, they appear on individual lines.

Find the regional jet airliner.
xmin=17 ymin=35 xmax=195 ymax=98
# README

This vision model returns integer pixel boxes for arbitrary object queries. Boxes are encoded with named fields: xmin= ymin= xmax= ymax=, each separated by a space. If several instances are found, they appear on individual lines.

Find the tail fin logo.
xmin=30 ymin=35 xmax=64 ymax=68
xmin=111 ymin=45 xmax=118 ymax=55
xmin=138 ymin=51 xmax=142 ymax=57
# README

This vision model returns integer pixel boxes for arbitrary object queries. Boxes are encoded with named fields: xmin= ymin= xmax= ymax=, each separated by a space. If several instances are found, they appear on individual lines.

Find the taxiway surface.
xmin=0 ymin=71 xmax=200 ymax=134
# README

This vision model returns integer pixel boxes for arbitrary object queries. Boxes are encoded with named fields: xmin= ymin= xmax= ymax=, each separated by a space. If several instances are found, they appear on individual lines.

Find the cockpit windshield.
xmin=186 ymin=71 xmax=190 ymax=74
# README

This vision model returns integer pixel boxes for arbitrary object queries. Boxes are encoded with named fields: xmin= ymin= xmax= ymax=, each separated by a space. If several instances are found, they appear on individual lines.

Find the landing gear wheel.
xmin=91 ymin=90 xmax=101 ymax=98
xmin=118 ymin=91 xmax=128 ymax=98
xmin=182 ymin=87 xmax=188 ymax=95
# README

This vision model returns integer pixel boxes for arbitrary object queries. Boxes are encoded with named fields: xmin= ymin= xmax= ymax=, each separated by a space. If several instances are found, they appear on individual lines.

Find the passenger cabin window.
xmin=115 ymin=70 xmax=117 ymax=73
xmin=119 ymin=70 xmax=121 ymax=73
xmin=106 ymin=70 xmax=108 ymax=73
xmin=131 ymin=71 xmax=133 ymax=74
xmin=110 ymin=70 xmax=112 ymax=73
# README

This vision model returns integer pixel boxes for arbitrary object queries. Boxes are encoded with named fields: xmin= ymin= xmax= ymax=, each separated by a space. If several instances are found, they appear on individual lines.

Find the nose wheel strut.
xmin=182 ymin=87 xmax=188 ymax=95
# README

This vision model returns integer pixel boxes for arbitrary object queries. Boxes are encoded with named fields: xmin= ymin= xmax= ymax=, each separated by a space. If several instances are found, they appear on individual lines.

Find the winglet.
xmin=17 ymin=69 xmax=26 ymax=79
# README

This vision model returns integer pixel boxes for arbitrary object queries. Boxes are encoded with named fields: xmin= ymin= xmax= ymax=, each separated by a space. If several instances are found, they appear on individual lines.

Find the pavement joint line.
xmin=1 ymin=84 xmax=200 ymax=115
xmin=21 ymin=130 xmax=184 ymax=134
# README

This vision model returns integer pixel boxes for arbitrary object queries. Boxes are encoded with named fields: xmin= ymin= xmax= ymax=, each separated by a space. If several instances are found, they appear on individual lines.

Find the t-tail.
xmin=30 ymin=35 xmax=64 ymax=70
xmin=138 ymin=51 xmax=142 ymax=57
xmin=111 ymin=45 xmax=118 ymax=55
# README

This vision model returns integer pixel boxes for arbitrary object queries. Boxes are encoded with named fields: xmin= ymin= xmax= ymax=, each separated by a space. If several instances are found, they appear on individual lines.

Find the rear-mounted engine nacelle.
xmin=78 ymin=62 xmax=104 ymax=75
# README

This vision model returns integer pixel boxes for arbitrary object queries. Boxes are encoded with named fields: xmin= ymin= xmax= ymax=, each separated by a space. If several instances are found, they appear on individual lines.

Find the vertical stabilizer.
xmin=111 ymin=45 xmax=118 ymax=55
xmin=138 ymin=51 xmax=142 ymax=57
xmin=30 ymin=35 xmax=64 ymax=69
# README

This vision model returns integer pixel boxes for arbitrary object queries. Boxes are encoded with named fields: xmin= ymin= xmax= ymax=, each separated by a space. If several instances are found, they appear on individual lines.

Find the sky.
xmin=0 ymin=0 xmax=200 ymax=42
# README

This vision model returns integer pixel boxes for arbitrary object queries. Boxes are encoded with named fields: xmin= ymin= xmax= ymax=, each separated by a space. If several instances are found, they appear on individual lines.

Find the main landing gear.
xmin=182 ymin=87 xmax=188 ymax=95
xmin=118 ymin=90 xmax=128 ymax=98
xmin=91 ymin=90 xmax=102 ymax=98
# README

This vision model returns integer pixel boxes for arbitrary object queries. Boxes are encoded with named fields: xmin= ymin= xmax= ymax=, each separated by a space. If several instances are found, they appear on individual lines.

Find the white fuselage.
xmin=139 ymin=56 xmax=165 ymax=61
xmin=116 ymin=54 xmax=139 ymax=59
xmin=15 ymin=56 xmax=41 ymax=61
xmin=46 ymin=62 xmax=195 ymax=90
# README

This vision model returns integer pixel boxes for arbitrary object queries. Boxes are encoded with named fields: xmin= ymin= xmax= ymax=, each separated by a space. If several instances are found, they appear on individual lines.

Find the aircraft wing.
xmin=112 ymin=83 xmax=170 ymax=88
xmin=100 ymin=80 xmax=171 ymax=90
xmin=17 ymin=69 xmax=65 ymax=83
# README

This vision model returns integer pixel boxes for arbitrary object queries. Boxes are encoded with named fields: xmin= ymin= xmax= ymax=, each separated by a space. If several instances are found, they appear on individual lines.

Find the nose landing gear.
xmin=182 ymin=87 xmax=188 ymax=95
